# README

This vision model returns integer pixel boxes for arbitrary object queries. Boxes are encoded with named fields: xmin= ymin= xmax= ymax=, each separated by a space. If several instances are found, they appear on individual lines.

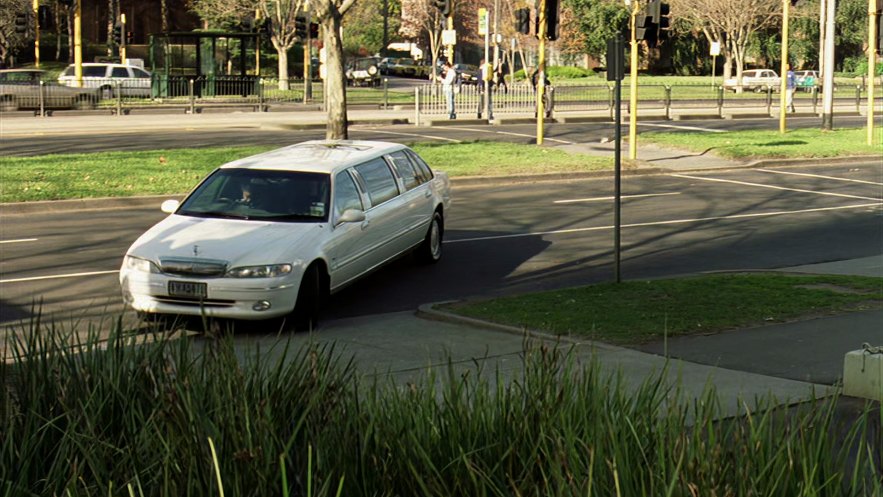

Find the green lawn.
xmin=442 ymin=273 xmax=883 ymax=345
xmin=641 ymin=126 xmax=883 ymax=159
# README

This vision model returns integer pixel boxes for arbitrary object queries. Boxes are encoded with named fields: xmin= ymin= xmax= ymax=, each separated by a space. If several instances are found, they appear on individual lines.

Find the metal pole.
xmin=255 ymin=9 xmax=261 ymax=76
xmin=628 ymin=2 xmax=639 ymax=160
xmin=613 ymin=34 xmax=623 ymax=284
xmin=822 ymin=0 xmax=836 ymax=129
xmin=305 ymin=5 xmax=313 ymax=102
xmin=446 ymin=16 xmax=454 ymax=63
xmin=33 ymin=0 xmax=40 ymax=68
xmin=74 ymin=0 xmax=82 ymax=88
xmin=779 ymin=0 xmax=790 ymax=133
xmin=866 ymin=0 xmax=877 ymax=145
xmin=537 ymin=0 xmax=546 ymax=145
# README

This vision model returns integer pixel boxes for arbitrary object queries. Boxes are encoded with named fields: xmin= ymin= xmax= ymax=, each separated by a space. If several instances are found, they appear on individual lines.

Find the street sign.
xmin=710 ymin=42 xmax=721 ymax=56
xmin=478 ymin=8 xmax=488 ymax=35
xmin=442 ymin=29 xmax=457 ymax=46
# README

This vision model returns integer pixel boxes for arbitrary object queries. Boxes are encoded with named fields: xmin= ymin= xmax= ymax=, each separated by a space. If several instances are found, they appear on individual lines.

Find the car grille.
xmin=154 ymin=296 xmax=235 ymax=308
xmin=159 ymin=258 xmax=227 ymax=277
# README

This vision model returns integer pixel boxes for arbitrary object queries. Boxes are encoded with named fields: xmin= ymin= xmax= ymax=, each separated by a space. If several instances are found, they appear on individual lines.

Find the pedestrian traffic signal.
xmin=515 ymin=8 xmax=530 ymax=34
xmin=15 ymin=12 xmax=28 ymax=34
xmin=433 ymin=0 xmax=451 ymax=16
xmin=544 ymin=0 xmax=560 ymax=40
xmin=295 ymin=17 xmax=307 ymax=38
xmin=309 ymin=22 xmax=319 ymax=38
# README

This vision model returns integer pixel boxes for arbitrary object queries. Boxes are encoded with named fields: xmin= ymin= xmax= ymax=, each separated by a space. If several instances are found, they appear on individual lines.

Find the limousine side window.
xmin=387 ymin=150 xmax=424 ymax=191
xmin=404 ymin=150 xmax=434 ymax=182
xmin=354 ymin=158 xmax=399 ymax=207
xmin=333 ymin=170 xmax=363 ymax=222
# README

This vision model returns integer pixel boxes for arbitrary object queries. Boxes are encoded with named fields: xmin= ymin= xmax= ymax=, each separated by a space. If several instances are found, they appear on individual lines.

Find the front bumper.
xmin=120 ymin=270 xmax=300 ymax=320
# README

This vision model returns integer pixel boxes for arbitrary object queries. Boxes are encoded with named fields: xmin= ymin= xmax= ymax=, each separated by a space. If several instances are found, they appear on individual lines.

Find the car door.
xmin=326 ymin=169 xmax=371 ymax=290
xmin=351 ymin=157 xmax=407 ymax=272
xmin=386 ymin=150 xmax=433 ymax=249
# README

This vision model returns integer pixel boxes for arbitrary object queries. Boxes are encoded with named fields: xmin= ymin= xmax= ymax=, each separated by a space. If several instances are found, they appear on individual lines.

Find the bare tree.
xmin=256 ymin=0 xmax=307 ymax=90
xmin=0 ymin=0 xmax=30 ymax=67
xmin=671 ymin=0 xmax=779 ymax=88
xmin=400 ymin=0 xmax=444 ymax=80
xmin=312 ymin=0 xmax=358 ymax=139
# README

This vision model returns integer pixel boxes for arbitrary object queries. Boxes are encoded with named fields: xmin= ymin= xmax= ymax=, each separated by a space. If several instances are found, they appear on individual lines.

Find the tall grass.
xmin=1 ymin=322 xmax=880 ymax=496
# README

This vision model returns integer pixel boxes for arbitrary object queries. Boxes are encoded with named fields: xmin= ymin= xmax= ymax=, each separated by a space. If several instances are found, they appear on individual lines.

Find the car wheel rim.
xmin=430 ymin=219 xmax=441 ymax=259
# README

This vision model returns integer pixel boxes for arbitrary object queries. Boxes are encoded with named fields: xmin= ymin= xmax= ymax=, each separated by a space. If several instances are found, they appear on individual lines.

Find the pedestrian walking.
xmin=786 ymin=65 xmax=796 ymax=113
xmin=441 ymin=61 xmax=457 ymax=119
xmin=494 ymin=59 xmax=508 ymax=94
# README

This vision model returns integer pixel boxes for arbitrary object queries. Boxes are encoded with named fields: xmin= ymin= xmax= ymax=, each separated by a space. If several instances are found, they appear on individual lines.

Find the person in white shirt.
xmin=441 ymin=61 xmax=457 ymax=119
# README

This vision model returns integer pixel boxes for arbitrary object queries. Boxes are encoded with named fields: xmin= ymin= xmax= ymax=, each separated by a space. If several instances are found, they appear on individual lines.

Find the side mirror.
xmin=160 ymin=199 xmax=180 ymax=214
xmin=337 ymin=209 xmax=366 ymax=224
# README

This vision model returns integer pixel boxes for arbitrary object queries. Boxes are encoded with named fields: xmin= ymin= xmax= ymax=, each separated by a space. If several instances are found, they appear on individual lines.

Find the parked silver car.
xmin=0 ymin=69 xmax=97 ymax=112
xmin=58 ymin=63 xmax=152 ymax=99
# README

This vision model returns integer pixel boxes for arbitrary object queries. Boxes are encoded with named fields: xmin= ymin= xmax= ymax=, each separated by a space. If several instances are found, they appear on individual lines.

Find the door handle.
xmin=361 ymin=220 xmax=370 ymax=230
xmin=424 ymin=190 xmax=432 ymax=198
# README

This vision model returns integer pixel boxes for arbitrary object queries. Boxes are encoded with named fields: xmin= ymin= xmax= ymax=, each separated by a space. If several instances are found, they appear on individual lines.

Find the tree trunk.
xmin=55 ymin=4 xmax=63 ymax=61
xmin=161 ymin=0 xmax=169 ymax=32
xmin=107 ymin=0 xmax=114 ymax=57
xmin=275 ymin=39 xmax=290 ymax=90
xmin=323 ymin=13 xmax=347 ymax=139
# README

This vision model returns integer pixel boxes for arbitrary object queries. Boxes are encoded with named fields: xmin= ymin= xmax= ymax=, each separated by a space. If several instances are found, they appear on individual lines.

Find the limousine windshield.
xmin=178 ymin=169 xmax=331 ymax=222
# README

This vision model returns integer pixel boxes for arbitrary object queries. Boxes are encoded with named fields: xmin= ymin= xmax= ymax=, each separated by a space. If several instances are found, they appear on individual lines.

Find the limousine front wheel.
xmin=418 ymin=212 xmax=443 ymax=264
xmin=291 ymin=264 xmax=327 ymax=331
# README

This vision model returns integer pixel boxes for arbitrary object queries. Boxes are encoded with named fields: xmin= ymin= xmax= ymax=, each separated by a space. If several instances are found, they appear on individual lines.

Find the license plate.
xmin=168 ymin=281 xmax=207 ymax=299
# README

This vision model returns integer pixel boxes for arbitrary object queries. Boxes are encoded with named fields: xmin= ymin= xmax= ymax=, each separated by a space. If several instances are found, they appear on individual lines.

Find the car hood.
xmin=127 ymin=214 xmax=326 ymax=268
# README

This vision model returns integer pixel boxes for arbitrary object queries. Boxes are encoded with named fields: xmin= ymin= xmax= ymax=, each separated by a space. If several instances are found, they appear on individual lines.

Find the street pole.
xmin=255 ymin=9 xmax=261 ymax=76
xmin=33 ymin=0 xmax=40 ymax=68
xmin=822 ymin=0 xmax=836 ymax=130
xmin=628 ymin=1 xmax=639 ymax=160
xmin=779 ymin=0 xmax=790 ymax=133
xmin=866 ymin=0 xmax=877 ymax=145
xmin=481 ymin=8 xmax=490 ymax=119
xmin=819 ymin=0 xmax=827 ymax=81
xmin=612 ymin=34 xmax=624 ymax=284
xmin=305 ymin=3 xmax=313 ymax=101
xmin=120 ymin=14 xmax=127 ymax=62
xmin=537 ymin=0 xmax=546 ymax=145
xmin=447 ymin=16 xmax=454 ymax=63
xmin=75 ymin=0 xmax=82 ymax=88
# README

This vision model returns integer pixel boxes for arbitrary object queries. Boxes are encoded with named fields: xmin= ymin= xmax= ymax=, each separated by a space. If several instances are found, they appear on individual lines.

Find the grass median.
xmin=442 ymin=273 xmax=883 ymax=345
xmin=0 ymin=141 xmax=610 ymax=203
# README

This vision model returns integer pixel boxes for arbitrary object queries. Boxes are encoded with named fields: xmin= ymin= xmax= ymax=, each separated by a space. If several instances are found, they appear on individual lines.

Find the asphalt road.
xmin=2 ymin=163 xmax=880 ymax=327
xmin=0 ymin=115 xmax=875 ymax=157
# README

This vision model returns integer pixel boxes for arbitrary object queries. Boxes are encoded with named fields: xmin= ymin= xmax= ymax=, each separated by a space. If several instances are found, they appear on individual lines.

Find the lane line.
xmin=638 ymin=122 xmax=726 ymax=133
xmin=1 ymin=270 xmax=119 ymax=284
xmin=672 ymin=173 xmax=882 ymax=202
xmin=445 ymin=202 xmax=882 ymax=244
xmin=554 ymin=192 xmax=681 ymax=204
xmin=455 ymin=127 xmax=574 ymax=145
xmin=359 ymin=129 xmax=462 ymax=143
xmin=0 ymin=238 xmax=38 ymax=244
xmin=756 ymin=168 xmax=883 ymax=186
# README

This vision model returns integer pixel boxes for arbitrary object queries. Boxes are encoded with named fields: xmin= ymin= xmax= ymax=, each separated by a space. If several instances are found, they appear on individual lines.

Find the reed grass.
xmin=1 ymin=321 xmax=880 ymax=496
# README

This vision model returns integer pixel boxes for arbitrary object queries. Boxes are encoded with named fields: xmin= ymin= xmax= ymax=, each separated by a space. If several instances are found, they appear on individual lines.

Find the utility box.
xmin=843 ymin=348 xmax=883 ymax=401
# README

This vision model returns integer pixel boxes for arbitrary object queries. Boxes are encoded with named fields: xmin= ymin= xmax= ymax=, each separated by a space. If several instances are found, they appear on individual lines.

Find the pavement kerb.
xmin=416 ymin=302 xmax=626 ymax=353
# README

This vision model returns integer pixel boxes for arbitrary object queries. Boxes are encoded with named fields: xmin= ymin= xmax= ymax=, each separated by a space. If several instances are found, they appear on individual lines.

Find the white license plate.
xmin=168 ymin=281 xmax=207 ymax=298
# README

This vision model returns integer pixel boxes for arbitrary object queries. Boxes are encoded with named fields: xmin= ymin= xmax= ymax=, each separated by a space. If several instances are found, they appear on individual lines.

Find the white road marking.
xmin=672 ymin=174 xmax=882 ymax=202
xmin=756 ymin=168 xmax=883 ymax=186
xmin=361 ymin=129 xmax=462 ymax=143
xmin=554 ymin=192 xmax=681 ymax=204
xmin=638 ymin=123 xmax=726 ymax=133
xmin=1 ymin=270 xmax=119 ymax=284
xmin=455 ymin=127 xmax=574 ymax=145
xmin=0 ymin=238 xmax=38 ymax=244
xmin=445 ymin=202 xmax=881 ymax=244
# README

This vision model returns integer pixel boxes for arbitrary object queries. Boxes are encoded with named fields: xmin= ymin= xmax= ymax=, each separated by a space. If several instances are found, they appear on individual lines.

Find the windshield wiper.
xmin=257 ymin=214 xmax=324 ymax=222
xmin=182 ymin=210 xmax=250 ymax=220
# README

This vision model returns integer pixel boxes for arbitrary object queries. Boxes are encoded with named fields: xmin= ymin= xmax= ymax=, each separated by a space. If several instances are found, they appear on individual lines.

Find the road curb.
xmin=0 ymin=195 xmax=184 ymax=216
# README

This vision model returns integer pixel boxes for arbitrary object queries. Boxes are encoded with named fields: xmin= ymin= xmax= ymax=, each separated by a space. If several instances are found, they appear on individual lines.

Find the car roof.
xmin=64 ymin=62 xmax=144 ymax=69
xmin=220 ymin=140 xmax=409 ymax=174
xmin=0 ymin=68 xmax=43 ymax=74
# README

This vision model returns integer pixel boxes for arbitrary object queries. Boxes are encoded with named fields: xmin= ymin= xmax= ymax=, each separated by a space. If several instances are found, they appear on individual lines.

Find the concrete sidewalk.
xmin=224 ymin=255 xmax=882 ymax=418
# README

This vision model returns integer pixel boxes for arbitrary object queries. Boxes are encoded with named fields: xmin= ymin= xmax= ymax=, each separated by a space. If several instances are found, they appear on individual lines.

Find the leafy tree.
xmin=562 ymin=0 xmax=628 ymax=62
xmin=0 ymin=0 xmax=30 ymax=67
xmin=343 ymin=0 xmax=400 ymax=56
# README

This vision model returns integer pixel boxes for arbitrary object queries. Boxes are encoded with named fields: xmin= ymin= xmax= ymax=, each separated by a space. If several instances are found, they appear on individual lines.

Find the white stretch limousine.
xmin=120 ymin=140 xmax=451 ymax=329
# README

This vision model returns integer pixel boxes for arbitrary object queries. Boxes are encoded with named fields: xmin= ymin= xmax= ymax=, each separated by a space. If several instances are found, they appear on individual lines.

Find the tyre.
xmin=417 ymin=211 xmax=443 ymax=264
xmin=290 ymin=264 xmax=326 ymax=331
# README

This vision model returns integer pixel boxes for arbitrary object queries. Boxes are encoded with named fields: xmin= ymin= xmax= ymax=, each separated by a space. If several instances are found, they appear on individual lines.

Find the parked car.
xmin=453 ymin=64 xmax=480 ymax=85
xmin=379 ymin=57 xmax=396 ymax=75
xmin=120 ymin=140 xmax=451 ymax=328
xmin=391 ymin=58 xmax=419 ymax=77
xmin=794 ymin=70 xmax=819 ymax=91
xmin=346 ymin=57 xmax=382 ymax=87
xmin=0 ymin=69 xmax=97 ymax=112
xmin=58 ymin=62 xmax=152 ymax=98
xmin=723 ymin=69 xmax=780 ymax=93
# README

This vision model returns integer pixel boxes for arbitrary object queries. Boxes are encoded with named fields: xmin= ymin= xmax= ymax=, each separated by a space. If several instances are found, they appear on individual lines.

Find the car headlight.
xmin=226 ymin=264 xmax=293 ymax=278
xmin=124 ymin=255 xmax=160 ymax=274
xmin=368 ymin=65 xmax=377 ymax=75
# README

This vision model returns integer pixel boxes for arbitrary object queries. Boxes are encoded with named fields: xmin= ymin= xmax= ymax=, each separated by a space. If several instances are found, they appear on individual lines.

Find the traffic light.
xmin=15 ymin=12 xmax=28 ymax=34
xmin=634 ymin=0 xmax=659 ymax=47
xmin=295 ymin=17 xmax=307 ymax=38
xmin=657 ymin=2 xmax=671 ymax=43
xmin=112 ymin=23 xmax=122 ymax=45
xmin=433 ymin=0 xmax=451 ymax=16
xmin=515 ymin=8 xmax=530 ymax=34
xmin=309 ymin=22 xmax=319 ymax=38
xmin=544 ymin=0 xmax=560 ymax=40
xmin=58 ymin=0 xmax=74 ymax=6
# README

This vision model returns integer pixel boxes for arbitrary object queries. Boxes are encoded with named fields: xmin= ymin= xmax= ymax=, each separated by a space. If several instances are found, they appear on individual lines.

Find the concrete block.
xmin=842 ymin=348 xmax=883 ymax=401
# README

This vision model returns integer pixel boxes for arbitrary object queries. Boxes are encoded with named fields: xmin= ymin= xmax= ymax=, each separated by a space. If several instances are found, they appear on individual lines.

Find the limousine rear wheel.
xmin=418 ymin=212 xmax=443 ymax=264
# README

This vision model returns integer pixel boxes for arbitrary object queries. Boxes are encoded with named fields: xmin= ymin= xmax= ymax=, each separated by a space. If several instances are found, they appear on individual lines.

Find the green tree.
xmin=562 ymin=0 xmax=628 ymax=62
xmin=343 ymin=0 xmax=400 ymax=56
